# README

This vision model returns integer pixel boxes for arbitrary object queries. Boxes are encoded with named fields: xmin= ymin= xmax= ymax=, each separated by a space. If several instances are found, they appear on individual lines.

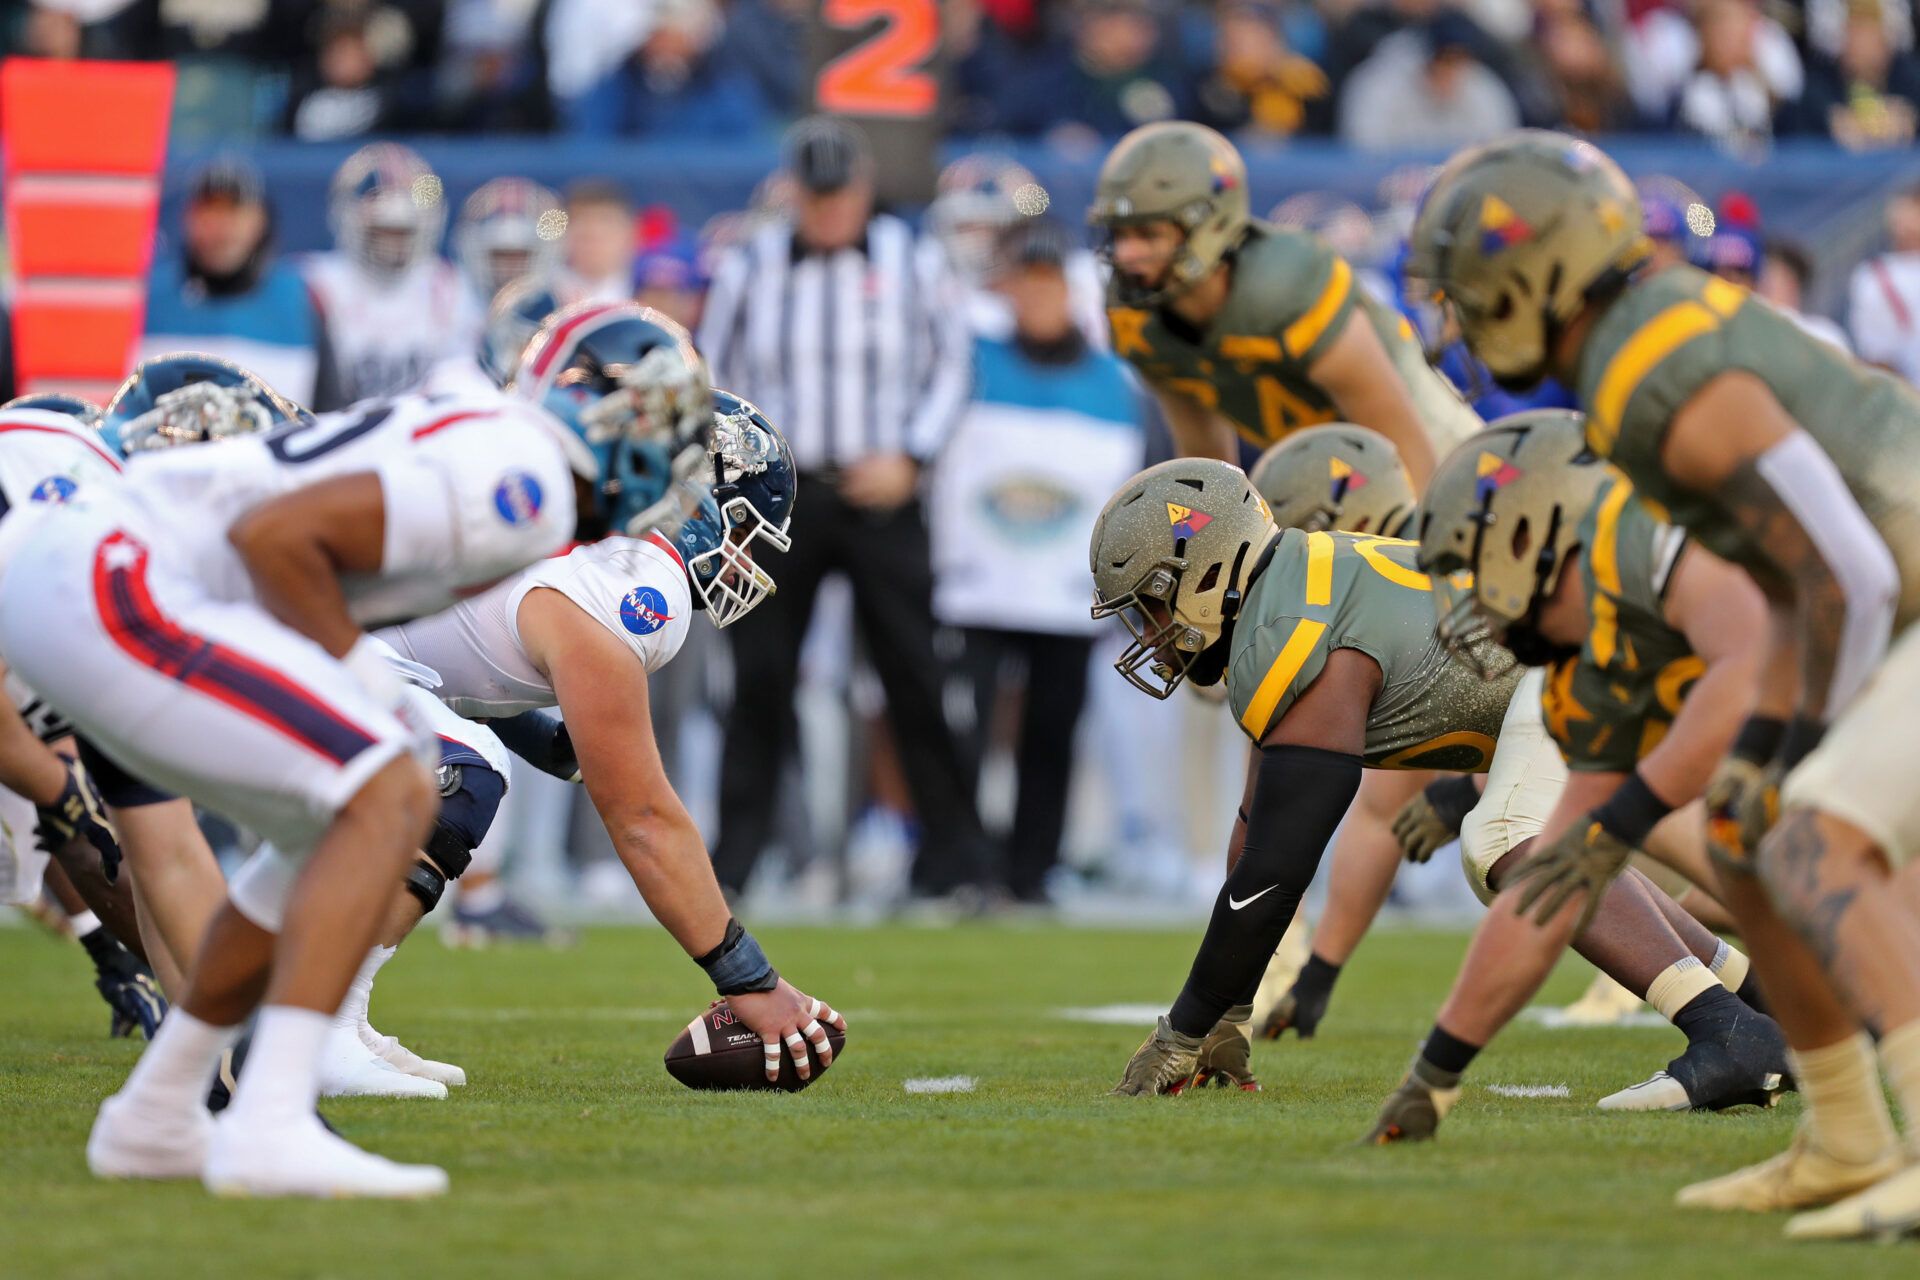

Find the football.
xmin=663 ymin=1001 xmax=846 ymax=1092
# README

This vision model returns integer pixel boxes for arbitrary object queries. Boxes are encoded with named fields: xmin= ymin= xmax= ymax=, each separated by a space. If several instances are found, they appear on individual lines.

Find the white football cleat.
xmin=361 ymin=1022 xmax=466 ymax=1087
xmin=318 ymin=1025 xmax=447 ymax=1099
xmin=86 ymin=1092 xmax=212 ymax=1181
xmin=1676 ymin=1120 xmax=1903 ymax=1212
xmin=1553 ymin=973 xmax=1646 ymax=1027
xmin=203 ymin=1112 xmax=448 ymax=1199
xmin=1785 ymin=1162 xmax=1920 ymax=1241
xmin=1597 ymin=1070 xmax=1692 ymax=1112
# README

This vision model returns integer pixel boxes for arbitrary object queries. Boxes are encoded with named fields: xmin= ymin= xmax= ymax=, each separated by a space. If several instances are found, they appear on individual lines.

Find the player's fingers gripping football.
xmin=799 ymin=997 xmax=843 ymax=1069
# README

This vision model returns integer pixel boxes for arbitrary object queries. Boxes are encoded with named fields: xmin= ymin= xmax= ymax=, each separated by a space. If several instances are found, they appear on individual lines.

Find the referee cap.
xmin=784 ymin=116 xmax=874 ymax=194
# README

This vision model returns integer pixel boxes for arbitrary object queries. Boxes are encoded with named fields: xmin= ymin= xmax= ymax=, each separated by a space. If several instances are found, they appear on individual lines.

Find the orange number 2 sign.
xmin=817 ymin=0 xmax=938 ymax=118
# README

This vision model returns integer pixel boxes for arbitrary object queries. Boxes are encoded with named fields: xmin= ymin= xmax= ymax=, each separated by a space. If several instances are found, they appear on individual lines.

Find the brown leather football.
xmin=663 ymin=1001 xmax=846 ymax=1092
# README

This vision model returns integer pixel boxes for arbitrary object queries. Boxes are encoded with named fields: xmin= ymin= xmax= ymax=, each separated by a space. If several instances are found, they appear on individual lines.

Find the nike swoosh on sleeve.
xmin=1228 ymin=885 xmax=1278 ymax=911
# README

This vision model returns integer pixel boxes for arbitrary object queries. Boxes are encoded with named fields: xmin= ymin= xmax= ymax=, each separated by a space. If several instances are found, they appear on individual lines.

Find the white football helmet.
xmin=453 ymin=176 xmax=566 ymax=301
xmin=328 ymin=141 xmax=447 ymax=279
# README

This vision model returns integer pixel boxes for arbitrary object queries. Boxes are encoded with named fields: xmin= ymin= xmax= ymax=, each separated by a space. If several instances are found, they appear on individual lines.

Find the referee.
xmin=698 ymin=117 xmax=989 ymax=900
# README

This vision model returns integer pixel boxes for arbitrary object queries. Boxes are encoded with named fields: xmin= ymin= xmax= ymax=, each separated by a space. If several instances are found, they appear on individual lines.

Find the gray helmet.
xmin=1090 ymin=458 xmax=1277 ymax=698
xmin=1089 ymin=122 xmax=1250 ymax=307
xmin=1416 ymin=409 xmax=1608 ymax=675
xmin=1249 ymin=424 xmax=1417 ymax=537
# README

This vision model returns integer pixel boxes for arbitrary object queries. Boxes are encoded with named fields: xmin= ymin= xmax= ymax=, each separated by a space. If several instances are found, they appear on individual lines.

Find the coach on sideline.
xmin=697 ymin=116 xmax=991 ymax=902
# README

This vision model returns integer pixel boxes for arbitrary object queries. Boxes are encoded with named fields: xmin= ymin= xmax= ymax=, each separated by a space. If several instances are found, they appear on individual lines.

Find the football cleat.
xmin=361 ymin=1023 xmax=466 ymax=1088
xmin=87 ymin=1092 xmax=211 ymax=1181
xmin=318 ymin=1025 xmax=448 ymax=1099
xmin=1192 ymin=1005 xmax=1260 ymax=1091
xmin=203 ymin=1112 xmax=448 ymax=1200
xmin=445 ymin=895 xmax=574 ymax=948
xmin=1675 ymin=1121 xmax=1904 ymax=1212
xmin=1111 ymin=1016 xmax=1204 ymax=1096
xmin=1784 ymin=1163 xmax=1920 ymax=1241
xmin=1551 ymin=972 xmax=1645 ymax=1027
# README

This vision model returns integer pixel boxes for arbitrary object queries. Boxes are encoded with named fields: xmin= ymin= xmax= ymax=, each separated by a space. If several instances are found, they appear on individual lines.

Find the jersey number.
xmin=265 ymin=402 xmax=396 ymax=464
xmin=816 ymin=0 xmax=938 ymax=117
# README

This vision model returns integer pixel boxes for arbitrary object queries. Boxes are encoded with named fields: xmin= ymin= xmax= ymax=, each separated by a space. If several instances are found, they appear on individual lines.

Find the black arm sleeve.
xmin=1167 ymin=744 xmax=1363 ymax=1036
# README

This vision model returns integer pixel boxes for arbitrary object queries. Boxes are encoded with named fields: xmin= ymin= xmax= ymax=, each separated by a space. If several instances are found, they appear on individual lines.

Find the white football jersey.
xmin=108 ymin=385 xmax=578 ymax=627
xmin=379 ymin=533 xmax=692 ymax=719
xmin=305 ymin=251 xmax=485 ymax=405
xmin=0 ymin=408 xmax=126 ymax=590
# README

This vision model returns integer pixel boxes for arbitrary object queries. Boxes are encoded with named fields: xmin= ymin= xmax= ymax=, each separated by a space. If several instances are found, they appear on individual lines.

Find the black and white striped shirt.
xmin=697 ymin=213 xmax=972 ymax=473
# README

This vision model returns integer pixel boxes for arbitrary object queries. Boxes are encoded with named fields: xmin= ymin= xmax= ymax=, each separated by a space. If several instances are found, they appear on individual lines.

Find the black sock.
xmin=77 ymin=925 xmax=117 ymax=966
xmin=1672 ymin=984 xmax=1744 ymax=1042
xmin=1295 ymin=953 xmax=1342 ymax=1000
xmin=1733 ymin=968 xmax=1772 ymax=1019
xmin=1420 ymin=1025 xmax=1481 ymax=1079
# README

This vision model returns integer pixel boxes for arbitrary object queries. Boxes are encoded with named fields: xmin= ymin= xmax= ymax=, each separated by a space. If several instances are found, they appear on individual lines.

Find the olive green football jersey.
xmin=1108 ymin=222 xmax=1483 ymax=456
xmin=1226 ymin=528 xmax=1518 ymax=769
xmin=1542 ymin=474 xmax=1703 ymax=773
xmin=1576 ymin=265 xmax=1920 ymax=626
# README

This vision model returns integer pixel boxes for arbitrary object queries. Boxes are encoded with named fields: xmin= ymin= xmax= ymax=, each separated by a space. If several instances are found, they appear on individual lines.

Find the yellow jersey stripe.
xmin=1238 ymin=618 xmax=1329 ymax=738
xmin=1590 ymin=301 xmax=1721 ymax=452
xmin=1586 ymin=477 xmax=1635 ymax=667
xmin=1304 ymin=532 xmax=1335 ymax=606
xmin=1283 ymin=257 xmax=1352 ymax=359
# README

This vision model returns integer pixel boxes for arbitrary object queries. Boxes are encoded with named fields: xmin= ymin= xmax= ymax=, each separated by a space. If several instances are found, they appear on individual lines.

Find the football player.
xmin=305 ymin=143 xmax=483 ymax=409
xmin=0 ymin=329 xmax=603 ymax=1197
xmin=1089 ymin=458 xmax=1783 ymax=1104
xmin=452 ymin=177 xmax=566 ymax=309
xmin=380 ymin=314 xmax=843 ymax=1088
xmin=1410 ymin=130 xmax=1920 ymax=1238
xmin=1358 ymin=412 xmax=1788 ymax=1144
xmin=1087 ymin=122 xmax=1482 ymax=483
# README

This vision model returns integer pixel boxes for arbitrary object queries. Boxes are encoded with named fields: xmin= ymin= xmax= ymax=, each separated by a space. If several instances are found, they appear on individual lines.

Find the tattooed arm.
xmin=1659 ymin=372 xmax=1897 ymax=723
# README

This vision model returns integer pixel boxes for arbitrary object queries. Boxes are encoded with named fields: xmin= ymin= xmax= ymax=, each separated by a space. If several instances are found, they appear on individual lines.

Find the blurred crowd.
xmin=13 ymin=0 xmax=1920 ymax=152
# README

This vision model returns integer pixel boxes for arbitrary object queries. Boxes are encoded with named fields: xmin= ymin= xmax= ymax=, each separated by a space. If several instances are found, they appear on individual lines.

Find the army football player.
xmin=1411 ymin=130 xmax=1920 ymax=1238
xmin=1087 ymin=122 xmax=1482 ymax=482
xmin=1359 ymin=413 xmax=1789 ymax=1143
xmin=1089 ymin=458 xmax=1781 ymax=1102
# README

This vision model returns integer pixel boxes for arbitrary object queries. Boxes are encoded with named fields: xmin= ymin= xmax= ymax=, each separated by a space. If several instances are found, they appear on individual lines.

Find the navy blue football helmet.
xmin=1 ymin=392 xmax=106 ymax=432
xmin=480 ymin=275 xmax=563 ymax=386
xmin=510 ymin=301 xmax=713 ymax=535
xmin=691 ymin=390 xmax=795 ymax=626
xmin=104 ymin=354 xmax=304 ymax=454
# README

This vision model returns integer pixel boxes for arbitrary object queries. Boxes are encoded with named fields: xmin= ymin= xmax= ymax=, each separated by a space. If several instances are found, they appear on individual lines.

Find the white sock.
xmin=225 ymin=1005 xmax=330 ymax=1125
xmin=460 ymin=880 xmax=504 ymax=913
xmin=334 ymin=946 xmax=396 ymax=1028
xmin=68 ymin=909 xmax=102 ymax=936
xmin=117 ymin=1009 xmax=238 ymax=1112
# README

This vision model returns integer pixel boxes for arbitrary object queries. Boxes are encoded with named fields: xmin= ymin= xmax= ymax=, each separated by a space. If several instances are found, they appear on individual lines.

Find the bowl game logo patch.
xmin=493 ymin=472 xmax=544 ymax=526
xmin=620 ymin=585 xmax=674 ymax=636
xmin=29 ymin=475 xmax=79 ymax=504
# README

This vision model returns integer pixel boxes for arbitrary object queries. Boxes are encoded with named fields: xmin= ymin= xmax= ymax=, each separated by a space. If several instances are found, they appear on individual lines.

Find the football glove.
xmin=1360 ymin=1058 xmax=1462 ymax=1145
xmin=1506 ymin=817 xmax=1634 ymax=931
xmin=1192 ymin=1004 xmax=1260 ymax=1091
xmin=1704 ymin=755 xmax=1779 ymax=867
xmin=35 ymin=755 xmax=122 ymax=882
xmin=82 ymin=931 xmax=167 ymax=1039
xmin=1111 ymin=1016 xmax=1204 ymax=1096
xmin=1260 ymin=976 xmax=1331 ymax=1040
xmin=1391 ymin=774 xmax=1480 ymax=863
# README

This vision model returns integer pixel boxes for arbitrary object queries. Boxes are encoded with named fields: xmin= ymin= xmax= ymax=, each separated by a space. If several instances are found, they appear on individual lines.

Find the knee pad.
xmin=405 ymin=857 xmax=448 ymax=912
xmin=229 ymin=842 xmax=304 ymax=932
xmin=407 ymin=763 xmax=507 ymax=913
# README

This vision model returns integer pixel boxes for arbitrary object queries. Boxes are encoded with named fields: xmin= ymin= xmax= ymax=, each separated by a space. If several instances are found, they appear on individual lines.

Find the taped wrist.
xmin=1731 ymin=716 xmax=1786 ymax=766
xmin=696 ymin=918 xmax=779 ymax=995
xmin=1593 ymin=771 xmax=1674 ymax=848
xmin=1168 ymin=744 xmax=1362 ymax=1036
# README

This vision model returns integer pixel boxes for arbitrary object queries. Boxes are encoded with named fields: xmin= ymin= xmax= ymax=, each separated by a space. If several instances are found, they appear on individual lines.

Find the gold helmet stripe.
xmin=1238 ymin=617 xmax=1329 ymax=738
xmin=1283 ymin=257 xmax=1353 ymax=359
xmin=1591 ymin=279 xmax=1746 ymax=451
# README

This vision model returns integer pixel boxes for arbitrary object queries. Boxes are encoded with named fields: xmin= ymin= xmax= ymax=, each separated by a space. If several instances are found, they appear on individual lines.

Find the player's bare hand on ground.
xmin=726 ymin=982 xmax=846 ymax=1083
xmin=1192 ymin=1005 xmax=1260 ymax=1091
xmin=1361 ymin=1061 xmax=1461 ymax=1145
xmin=1111 ymin=1016 xmax=1204 ymax=1096
xmin=1507 ymin=818 xmax=1633 ymax=930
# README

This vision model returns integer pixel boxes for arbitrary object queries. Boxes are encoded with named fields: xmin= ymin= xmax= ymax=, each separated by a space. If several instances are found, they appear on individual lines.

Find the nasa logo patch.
xmin=29 ymin=475 xmax=79 ymax=504
xmin=620 ymin=585 xmax=674 ymax=636
xmin=493 ymin=472 xmax=544 ymax=526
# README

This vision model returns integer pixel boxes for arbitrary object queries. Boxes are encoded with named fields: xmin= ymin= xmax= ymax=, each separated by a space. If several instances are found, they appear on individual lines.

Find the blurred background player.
xmin=452 ymin=176 xmax=567 ymax=313
xmin=556 ymin=179 xmax=639 ymax=304
xmin=930 ymin=216 xmax=1148 ymax=905
xmin=139 ymin=154 xmax=325 ymax=406
xmin=304 ymin=142 xmax=481 ymax=409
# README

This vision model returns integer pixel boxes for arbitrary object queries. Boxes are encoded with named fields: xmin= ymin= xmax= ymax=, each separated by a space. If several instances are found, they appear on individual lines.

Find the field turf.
xmin=3 ymin=922 xmax=1914 ymax=1278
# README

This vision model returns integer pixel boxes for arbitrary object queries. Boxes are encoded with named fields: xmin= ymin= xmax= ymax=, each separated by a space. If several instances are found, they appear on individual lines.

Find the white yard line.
xmin=1484 ymin=1083 xmax=1571 ymax=1099
xmin=904 ymin=1076 xmax=977 ymax=1094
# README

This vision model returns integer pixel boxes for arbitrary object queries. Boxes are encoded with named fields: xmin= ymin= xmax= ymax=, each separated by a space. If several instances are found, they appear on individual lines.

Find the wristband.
xmin=1781 ymin=716 xmax=1826 ymax=769
xmin=1592 ymin=770 xmax=1674 ymax=848
xmin=696 ymin=918 xmax=779 ymax=995
xmin=1730 ymin=716 xmax=1786 ymax=765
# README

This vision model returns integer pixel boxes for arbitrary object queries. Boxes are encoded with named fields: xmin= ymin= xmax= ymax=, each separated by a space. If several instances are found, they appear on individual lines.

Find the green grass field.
xmin=3 ymin=922 xmax=1914 ymax=1278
